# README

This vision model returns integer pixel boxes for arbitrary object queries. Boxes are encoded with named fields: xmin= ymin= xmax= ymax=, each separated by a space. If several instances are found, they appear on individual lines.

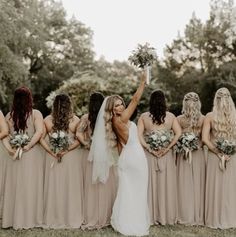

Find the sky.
xmin=60 ymin=0 xmax=211 ymax=62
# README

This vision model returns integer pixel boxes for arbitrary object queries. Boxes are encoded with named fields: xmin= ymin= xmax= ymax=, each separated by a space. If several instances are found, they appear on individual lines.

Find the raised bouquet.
xmin=49 ymin=130 xmax=70 ymax=163
xmin=9 ymin=131 xmax=31 ymax=160
xmin=216 ymin=138 xmax=236 ymax=171
xmin=128 ymin=43 xmax=157 ymax=84
xmin=145 ymin=129 xmax=173 ymax=151
xmin=174 ymin=132 xmax=199 ymax=164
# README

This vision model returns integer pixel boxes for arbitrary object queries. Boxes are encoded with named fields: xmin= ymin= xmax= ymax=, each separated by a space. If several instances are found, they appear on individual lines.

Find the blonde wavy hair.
xmin=104 ymin=95 xmax=126 ymax=150
xmin=182 ymin=92 xmax=202 ymax=131
xmin=212 ymin=87 xmax=236 ymax=140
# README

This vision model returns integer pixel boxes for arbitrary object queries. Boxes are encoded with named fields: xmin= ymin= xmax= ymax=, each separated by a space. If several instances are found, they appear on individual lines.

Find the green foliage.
xmin=0 ymin=0 xmax=95 ymax=115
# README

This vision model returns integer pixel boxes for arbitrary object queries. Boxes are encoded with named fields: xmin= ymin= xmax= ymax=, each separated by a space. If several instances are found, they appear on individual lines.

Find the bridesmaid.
xmin=202 ymin=87 xmax=236 ymax=229
xmin=176 ymin=92 xmax=205 ymax=225
xmin=76 ymin=92 xmax=118 ymax=230
xmin=41 ymin=94 xmax=83 ymax=228
xmin=0 ymin=110 xmax=8 ymax=219
xmin=138 ymin=90 xmax=181 ymax=225
xmin=2 ymin=86 xmax=44 ymax=229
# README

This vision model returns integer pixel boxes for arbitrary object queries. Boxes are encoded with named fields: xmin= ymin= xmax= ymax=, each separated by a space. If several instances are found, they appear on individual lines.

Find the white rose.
xmin=59 ymin=131 xmax=65 ymax=138
xmin=150 ymin=134 xmax=158 ymax=140
xmin=51 ymin=132 xmax=58 ymax=139
xmin=22 ymin=134 xmax=29 ymax=140
xmin=160 ymin=135 xmax=167 ymax=142
xmin=15 ymin=135 xmax=21 ymax=140
xmin=187 ymin=134 xmax=195 ymax=141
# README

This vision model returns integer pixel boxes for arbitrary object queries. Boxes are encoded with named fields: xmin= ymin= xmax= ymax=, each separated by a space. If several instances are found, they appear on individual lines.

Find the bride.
xmin=88 ymin=72 xmax=150 ymax=236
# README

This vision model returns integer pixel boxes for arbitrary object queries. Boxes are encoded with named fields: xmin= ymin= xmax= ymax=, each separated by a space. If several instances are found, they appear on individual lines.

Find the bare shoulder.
xmin=5 ymin=112 xmax=10 ymax=120
xmin=80 ymin=113 xmax=89 ymax=121
xmin=44 ymin=115 xmax=53 ymax=126
xmin=166 ymin=111 xmax=176 ymax=119
xmin=33 ymin=109 xmax=42 ymax=117
xmin=72 ymin=114 xmax=80 ymax=124
xmin=205 ymin=112 xmax=213 ymax=120
xmin=112 ymin=116 xmax=124 ymax=128
xmin=139 ymin=112 xmax=149 ymax=120
xmin=176 ymin=114 xmax=184 ymax=121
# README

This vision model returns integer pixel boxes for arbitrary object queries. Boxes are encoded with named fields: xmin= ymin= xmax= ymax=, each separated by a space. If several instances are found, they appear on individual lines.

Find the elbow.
xmin=175 ymin=131 xmax=181 ymax=140
xmin=202 ymin=137 xmax=207 ymax=145
xmin=202 ymin=134 xmax=209 ymax=145
xmin=2 ymin=130 xmax=8 ymax=139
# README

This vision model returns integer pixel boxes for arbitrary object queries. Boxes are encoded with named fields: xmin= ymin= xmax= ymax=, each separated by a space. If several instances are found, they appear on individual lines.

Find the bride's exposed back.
xmin=89 ymin=72 xmax=150 ymax=236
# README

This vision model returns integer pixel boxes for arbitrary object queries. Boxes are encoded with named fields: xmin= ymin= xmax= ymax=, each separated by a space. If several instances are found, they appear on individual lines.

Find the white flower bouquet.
xmin=216 ymin=138 xmax=236 ymax=171
xmin=49 ymin=130 xmax=70 ymax=163
xmin=216 ymin=138 xmax=236 ymax=156
xmin=174 ymin=132 xmax=199 ymax=164
xmin=145 ymin=129 xmax=173 ymax=151
xmin=9 ymin=131 xmax=31 ymax=160
xmin=128 ymin=43 xmax=157 ymax=84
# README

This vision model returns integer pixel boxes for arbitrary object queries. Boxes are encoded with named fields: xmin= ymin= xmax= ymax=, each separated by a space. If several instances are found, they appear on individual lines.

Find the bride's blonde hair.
xmin=212 ymin=87 xmax=236 ymax=139
xmin=182 ymin=92 xmax=202 ymax=131
xmin=104 ymin=95 xmax=126 ymax=149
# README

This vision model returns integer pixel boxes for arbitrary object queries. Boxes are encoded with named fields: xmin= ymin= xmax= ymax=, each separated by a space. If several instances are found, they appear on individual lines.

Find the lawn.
xmin=0 ymin=225 xmax=236 ymax=237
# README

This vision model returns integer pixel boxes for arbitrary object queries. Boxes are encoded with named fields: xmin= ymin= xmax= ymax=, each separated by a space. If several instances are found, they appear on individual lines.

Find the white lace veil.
xmin=88 ymin=97 xmax=117 ymax=184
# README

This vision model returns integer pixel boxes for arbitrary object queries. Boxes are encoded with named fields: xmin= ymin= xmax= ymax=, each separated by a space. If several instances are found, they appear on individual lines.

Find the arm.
xmin=58 ymin=116 xmax=81 ymax=157
xmin=2 ymin=113 xmax=15 ymax=156
xmin=23 ymin=110 xmax=44 ymax=151
xmin=137 ymin=114 xmax=156 ymax=156
xmin=76 ymin=115 xmax=90 ymax=149
xmin=0 ymin=111 xmax=8 ymax=139
xmin=157 ymin=116 xmax=182 ymax=158
xmin=120 ymin=72 xmax=146 ymax=123
xmin=39 ymin=123 xmax=57 ymax=158
xmin=202 ymin=113 xmax=219 ymax=155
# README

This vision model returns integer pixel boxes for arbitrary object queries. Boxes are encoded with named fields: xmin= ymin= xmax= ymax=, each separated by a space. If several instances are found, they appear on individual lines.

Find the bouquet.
xmin=9 ymin=131 xmax=31 ymax=160
xmin=128 ymin=43 xmax=157 ymax=84
xmin=174 ymin=132 xmax=199 ymax=164
xmin=145 ymin=129 xmax=173 ymax=151
xmin=216 ymin=138 xmax=236 ymax=171
xmin=49 ymin=130 xmax=70 ymax=163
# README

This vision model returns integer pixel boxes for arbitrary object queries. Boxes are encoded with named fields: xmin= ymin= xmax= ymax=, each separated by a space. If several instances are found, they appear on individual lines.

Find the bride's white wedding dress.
xmin=111 ymin=121 xmax=150 ymax=236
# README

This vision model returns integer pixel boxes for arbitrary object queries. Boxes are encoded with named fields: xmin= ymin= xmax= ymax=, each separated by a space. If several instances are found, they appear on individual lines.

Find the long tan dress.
xmin=141 ymin=112 xmax=177 ymax=225
xmin=43 ymin=130 xmax=84 ymax=228
xmin=0 ymin=141 xmax=8 ymax=220
xmin=78 ymin=114 xmax=118 ymax=230
xmin=2 ymin=112 xmax=44 ymax=229
xmin=205 ymin=127 xmax=236 ymax=229
xmin=176 ymin=116 xmax=205 ymax=225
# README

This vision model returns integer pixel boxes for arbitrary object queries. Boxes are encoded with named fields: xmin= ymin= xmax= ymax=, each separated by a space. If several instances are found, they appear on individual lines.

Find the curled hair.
xmin=10 ymin=86 xmax=33 ymax=132
xmin=149 ymin=90 xmax=167 ymax=125
xmin=182 ymin=92 xmax=202 ymax=130
xmin=52 ymin=94 xmax=73 ymax=132
xmin=104 ymin=95 xmax=125 ymax=149
xmin=212 ymin=88 xmax=236 ymax=140
xmin=88 ymin=92 xmax=104 ymax=134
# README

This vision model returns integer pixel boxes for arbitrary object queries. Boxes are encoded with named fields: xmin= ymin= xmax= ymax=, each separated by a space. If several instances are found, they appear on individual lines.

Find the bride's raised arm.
xmin=120 ymin=72 xmax=146 ymax=123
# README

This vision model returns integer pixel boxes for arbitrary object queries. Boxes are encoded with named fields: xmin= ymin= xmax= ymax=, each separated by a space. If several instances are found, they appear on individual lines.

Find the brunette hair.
xmin=149 ymin=90 xmax=167 ymax=125
xmin=10 ymin=86 xmax=33 ymax=132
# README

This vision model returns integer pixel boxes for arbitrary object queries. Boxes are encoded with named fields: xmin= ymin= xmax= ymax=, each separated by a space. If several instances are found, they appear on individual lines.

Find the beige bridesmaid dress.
xmin=205 ymin=128 xmax=236 ymax=229
xmin=0 ymin=141 xmax=8 ymax=219
xmin=78 ymin=114 xmax=118 ymax=230
xmin=43 ymin=130 xmax=84 ymax=228
xmin=176 ymin=116 xmax=205 ymax=225
xmin=2 ymin=113 xmax=44 ymax=229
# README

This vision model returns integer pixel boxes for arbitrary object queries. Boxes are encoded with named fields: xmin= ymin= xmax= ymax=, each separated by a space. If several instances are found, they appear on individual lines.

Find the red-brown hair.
xmin=10 ymin=86 xmax=33 ymax=132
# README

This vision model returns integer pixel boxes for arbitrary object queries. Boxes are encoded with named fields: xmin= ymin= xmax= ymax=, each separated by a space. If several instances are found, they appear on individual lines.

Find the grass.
xmin=0 ymin=225 xmax=236 ymax=237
